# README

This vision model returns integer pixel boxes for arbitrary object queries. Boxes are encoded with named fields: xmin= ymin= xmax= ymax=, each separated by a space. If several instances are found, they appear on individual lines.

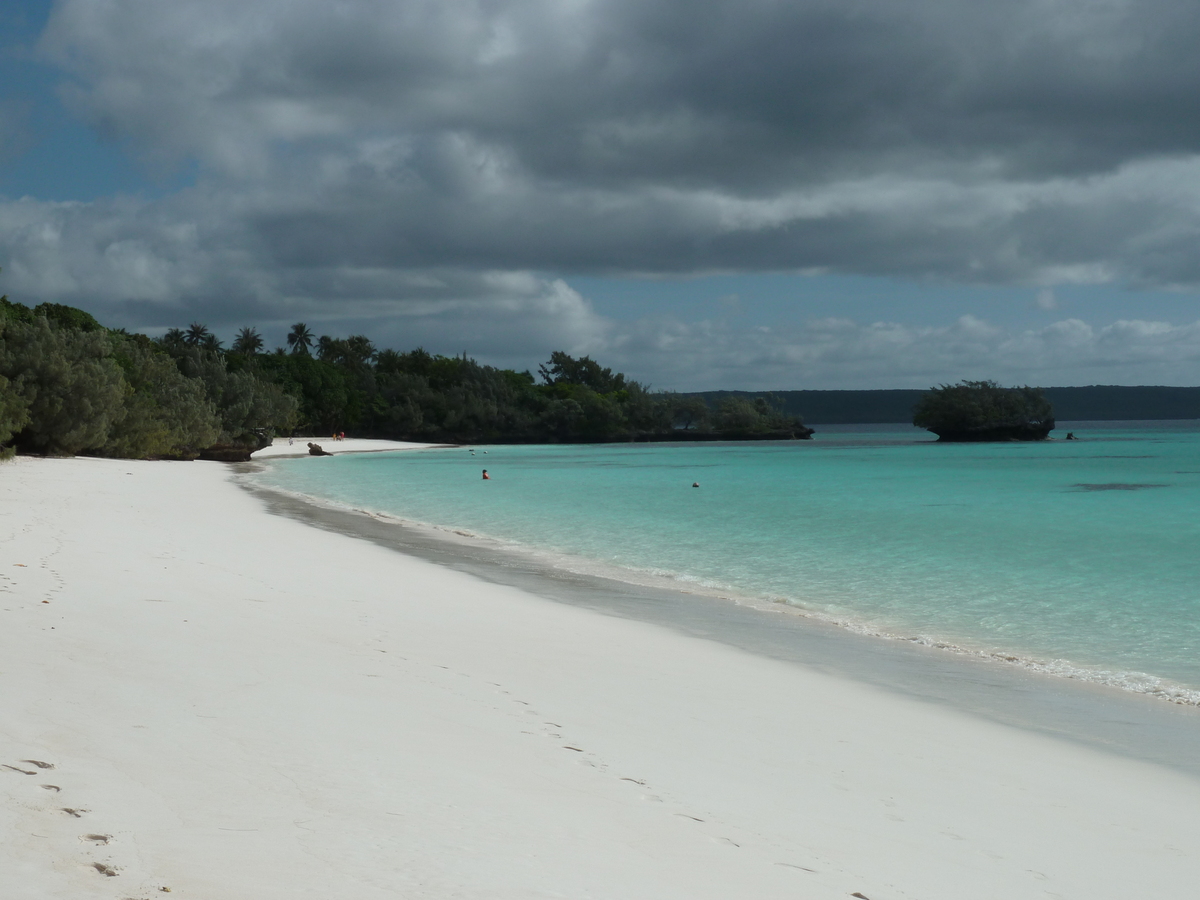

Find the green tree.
xmin=0 ymin=318 xmax=126 ymax=455
xmin=667 ymin=393 xmax=710 ymax=431
xmin=912 ymin=380 xmax=1054 ymax=441
xmin=0 ymin=373 xmax=30 ymax=460
xmin=287 ymin=322 xmax=314 ymax=355
xmin=538 ymin=351 xmax=627 ymax=393
xmin=184 ymin=322 xmax=212 ymax=347
xmin=715 ymin=397 xmax=767 ymax=435
xmin=232 ymin=327 xmax=265 ymax=355
xmin=102 ymin=335 xmax=221 ymax=458
xmin=174 ymin=348 xmax=298 ymax=444
xmin=158 ymin=328 xmax=187 ymax=354
xmin=32 ymin=302 xmax=103 ymax=332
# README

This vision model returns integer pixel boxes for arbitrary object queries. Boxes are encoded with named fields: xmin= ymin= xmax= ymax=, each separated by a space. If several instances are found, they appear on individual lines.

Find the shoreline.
xmin=238 ymin=466 xmax=1200 ymax=780
xmin=248 ymin=465 xmax=1200 ymax=708
xmin=4 ymin=455 xmax=1200 ymax=897
xmin=250 ymin=436 xmax=452 ymax=459
xmin=245 ymin=432 xmax=1200 ymax=711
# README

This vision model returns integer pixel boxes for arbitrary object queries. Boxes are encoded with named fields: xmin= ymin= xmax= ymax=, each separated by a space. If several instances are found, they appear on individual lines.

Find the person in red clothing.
xmin=482 ymin=469 xmax=490 ymax=480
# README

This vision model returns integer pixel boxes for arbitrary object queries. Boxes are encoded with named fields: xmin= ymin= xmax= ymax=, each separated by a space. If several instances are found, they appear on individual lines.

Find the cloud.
xmin=12 ymin=0 xmax=1200 ymax=286
xmin=38 ymin=0 xmax=1200 ymax=182
xmin=1036 ymin=288 xmax=1058 ymax=310
xmin=3 ymin=0 xmax=1200 ymax=388
xmin=592 ymin=314 xmax=1200 ymax=390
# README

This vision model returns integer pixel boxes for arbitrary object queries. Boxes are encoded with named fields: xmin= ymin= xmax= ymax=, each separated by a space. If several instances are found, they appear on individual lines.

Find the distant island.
xmin=911 ymin=381 xmax=1054 ymax=442
xmin=687 ymin=385 xmax=1200 ymax=424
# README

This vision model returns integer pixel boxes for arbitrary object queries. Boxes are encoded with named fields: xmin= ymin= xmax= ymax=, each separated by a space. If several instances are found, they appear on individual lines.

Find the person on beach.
xmin=482 ymin=469 xmax=490 ymax=480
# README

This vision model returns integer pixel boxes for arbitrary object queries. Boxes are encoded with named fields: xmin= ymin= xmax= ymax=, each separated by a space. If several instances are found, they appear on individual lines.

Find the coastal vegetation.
xmin=0 ymin=292 xmax=809 ymax=459
xmin=912 ymin=380 xmax=1055 ymax=441
xmin=0 ymin=297 xmax=297 ymax=459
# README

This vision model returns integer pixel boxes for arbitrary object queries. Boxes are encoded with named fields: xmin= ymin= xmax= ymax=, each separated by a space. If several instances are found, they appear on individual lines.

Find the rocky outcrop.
xmin=198 ymin=431 xmax=274 ymax=462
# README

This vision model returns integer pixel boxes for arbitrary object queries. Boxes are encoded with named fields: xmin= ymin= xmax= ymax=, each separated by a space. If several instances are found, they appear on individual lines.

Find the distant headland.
xmin=687 ymin=385 xmax=1200 ymax=425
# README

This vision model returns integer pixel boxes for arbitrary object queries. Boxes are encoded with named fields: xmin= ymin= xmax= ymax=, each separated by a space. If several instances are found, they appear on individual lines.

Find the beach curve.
xmin=3 ymin=454 xmax=1200 ymax=898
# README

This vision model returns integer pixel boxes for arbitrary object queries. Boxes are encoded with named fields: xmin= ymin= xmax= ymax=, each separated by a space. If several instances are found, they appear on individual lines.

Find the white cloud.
xmin=596 ymin=314 xmax=1200 ymax=390
xmin=1036 ymin=288 xmax=1058 ymax=310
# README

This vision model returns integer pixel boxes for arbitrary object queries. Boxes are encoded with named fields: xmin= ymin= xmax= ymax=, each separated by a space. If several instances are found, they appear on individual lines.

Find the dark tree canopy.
xmin=913 ymin=380 xmax=1054 ymax=441
xmin=287 ymin=322 xmax=314 ymax=355
xmin=538 ymin=351 xmax=627 ymax=394
xmin=232 ymin=327 xmax=265 ymax=355
xmin=0 ymin=286 xmax=813 ymax=458
xmin=0 ymin=317 xmax=126 ymax=455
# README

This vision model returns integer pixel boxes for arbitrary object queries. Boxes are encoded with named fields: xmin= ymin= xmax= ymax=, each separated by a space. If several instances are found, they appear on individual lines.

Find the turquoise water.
xmin=253 ymin=422 xmax=1200 ymax=700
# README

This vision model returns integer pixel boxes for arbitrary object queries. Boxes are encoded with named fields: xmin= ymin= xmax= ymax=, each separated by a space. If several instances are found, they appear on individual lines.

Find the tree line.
xmin=0 ymin=294 xmax=808 ymax=460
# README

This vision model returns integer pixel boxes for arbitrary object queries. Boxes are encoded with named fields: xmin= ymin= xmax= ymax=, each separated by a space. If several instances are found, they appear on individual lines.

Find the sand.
xmin=251 ymin=436 xmax=446 ymax=458
xmin=3 ymin=454 xmax=1200 ymax=899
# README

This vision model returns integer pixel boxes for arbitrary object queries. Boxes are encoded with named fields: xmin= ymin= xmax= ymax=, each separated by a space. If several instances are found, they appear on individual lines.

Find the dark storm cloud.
xmin=21 ymin=0 xmax=1200 ymax=284
xmin=44 ymin=0 xmax=1200 ymax=184
xmin=3 ymin=0 xmax=1200 ymax=387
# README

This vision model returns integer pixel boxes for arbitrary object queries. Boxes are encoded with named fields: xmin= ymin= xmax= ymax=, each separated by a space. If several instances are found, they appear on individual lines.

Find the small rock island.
xmin=912 ymin=380 xmax=1055 ymax=442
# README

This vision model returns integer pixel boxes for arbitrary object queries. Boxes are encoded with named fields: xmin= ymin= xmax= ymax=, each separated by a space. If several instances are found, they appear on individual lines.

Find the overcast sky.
xmin=2 ymin=0 xmax=1199 ymax=389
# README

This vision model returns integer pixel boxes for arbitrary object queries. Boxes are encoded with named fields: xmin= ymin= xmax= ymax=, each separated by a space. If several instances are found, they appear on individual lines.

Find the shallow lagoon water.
xmin=254 ymin=421 xmax=1200 ymax=700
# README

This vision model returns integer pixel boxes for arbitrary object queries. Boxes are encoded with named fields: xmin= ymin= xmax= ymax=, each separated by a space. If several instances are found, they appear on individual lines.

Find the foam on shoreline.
xmin=239 ymin=465 xmax=1200 ymax=779
xmin=242 ymin=461 xmax=1200 ymax=708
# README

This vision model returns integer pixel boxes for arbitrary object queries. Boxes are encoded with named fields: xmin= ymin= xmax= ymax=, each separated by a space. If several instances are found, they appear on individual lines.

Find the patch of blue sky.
xmin=0 ymin=0 xmax=196 ymax=202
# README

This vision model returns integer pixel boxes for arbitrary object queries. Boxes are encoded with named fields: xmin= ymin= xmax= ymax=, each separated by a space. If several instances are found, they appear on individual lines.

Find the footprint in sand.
xmin=40 ymin=784 xmax=61 ymax=792
xmin=21 ymin=759 xmax=55 ymax=769
xmin=61 ymin=807 xmax=88 ymax=818
xmin=82 ymin=834 xmax=112 ymax=844
xmin=91 ymin=862 xmax=119 ymax=877
xmin=3 ymin=764 xmax=37 ymax=775
xmin=775 ymin=862 xmax=817 ymax=873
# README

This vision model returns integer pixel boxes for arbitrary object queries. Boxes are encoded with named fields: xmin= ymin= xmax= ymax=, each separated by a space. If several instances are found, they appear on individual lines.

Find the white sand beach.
xmin=251 ymin=437 xmax=446 ymax=458
xmin=3 ymin=454 xmax=1200 ymax=900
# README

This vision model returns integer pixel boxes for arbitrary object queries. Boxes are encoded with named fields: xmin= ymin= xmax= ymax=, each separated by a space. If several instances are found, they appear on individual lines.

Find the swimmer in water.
xmin=692 ymin=482 xmax=700 ymax=488
xmin=482 ymin=469 xmax=490 ymax=480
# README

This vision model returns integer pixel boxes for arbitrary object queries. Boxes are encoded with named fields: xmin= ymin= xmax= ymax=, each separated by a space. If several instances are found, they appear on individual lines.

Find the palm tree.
xmin=287 ymin=322 xmax=314 ymax=355
xmin=200 ymin=333 xmax=224 ymax=353
xmin=232 ymin=326 xmax=265 ymax=355
xmin=344 ymin=334 xmax=376 ymax=365
xmin=316 ymin=334 xmax=338 ymax=361
xmin=159 ymin=328 xmax=187 ymax=353
xmin=184 ymin=321 xmax=212 ymax=347
xmin=375 ymin=348 xmax=403 ymax=374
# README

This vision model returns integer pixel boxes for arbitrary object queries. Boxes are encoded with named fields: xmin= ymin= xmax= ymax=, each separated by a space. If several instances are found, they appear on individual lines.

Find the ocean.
xmin=250 ymin=421 xmax=1200 ymax=705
